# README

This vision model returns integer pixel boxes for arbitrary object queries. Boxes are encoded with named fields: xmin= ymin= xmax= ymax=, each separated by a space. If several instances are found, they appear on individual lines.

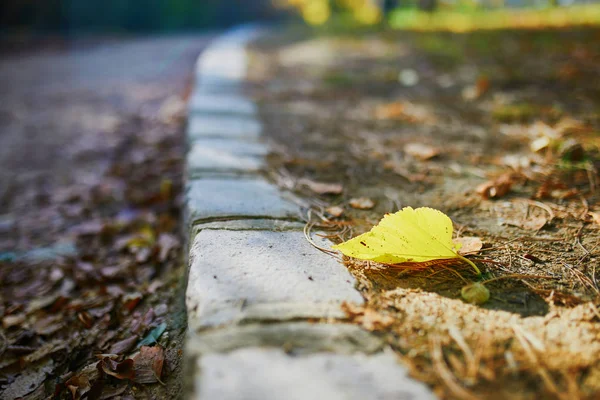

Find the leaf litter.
xmin=0 ymin=85 xmax=189 ymax=399
xmin=251 ymin=27 xmax=600 ymax=399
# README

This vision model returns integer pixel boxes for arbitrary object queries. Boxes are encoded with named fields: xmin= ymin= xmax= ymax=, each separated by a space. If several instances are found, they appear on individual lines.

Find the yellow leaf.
xmin=332 ymin=207 xmax=480 ymax=275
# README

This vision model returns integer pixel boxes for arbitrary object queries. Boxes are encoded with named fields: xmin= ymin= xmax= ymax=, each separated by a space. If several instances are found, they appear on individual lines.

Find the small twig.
xmin=586 ymin=165 xmax=596 ymax=193
xmin=430 ymin=336 xmax=479 ymax=400
xmin=475 ymin=236 xmax=522 ymax=253
xmin=523 ymin=199 xmax=555 ymax=221
xmin=481 ymin=274 xmax=555 ymax=285
xmin=469 ymin=258 xmax=507 ymax=266
xmin=589 ymin=303 xmax=600 ymax=321
xmin=439 ymin=264 xmax=471 ymax=284
xmin=303 ymin=221 xmax=340 ymax=258
xmin=448 ymin=326 xmax=475 ymax=373
xmin=573 ymin=223 xmax=589 ymax=256
xmin=592 ymin=261 xmax=599 ymax=294
xmin=562 ymin=261 xmax=599 ymax=295
xmin=512 ymin=325 xmax=563 ymax=399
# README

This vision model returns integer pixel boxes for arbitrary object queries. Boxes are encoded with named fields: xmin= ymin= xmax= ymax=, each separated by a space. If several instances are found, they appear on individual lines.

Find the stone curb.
xmin=183 ymin=26 xmax=435 ymax=400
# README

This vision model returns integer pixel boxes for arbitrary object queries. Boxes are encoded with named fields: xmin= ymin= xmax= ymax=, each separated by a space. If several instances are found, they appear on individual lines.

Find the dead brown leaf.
xmin=404 ymin=143 xmax=440 ymax=161
xmin=375 ymin=102 xmax=407 ymax=120
xmin=298 ymin=178 xmax=343 ymax=195
xmin=2 ymin=313 xmax=26 ymax=329
xmin=588 ymin=212 xmax=600 ymax=226
xmin=122 ymin=293 xmax=143 ymax=313
xmin=132 ymin=345 xmax=165 ymax=384
xmin=108 ymin=335 xmax=138 ymax=355
xmin=535 ymin=179 xmax=579 ymax=200
xmin=462 ymin=76 xmax=490 ymax=101
xmin=65 ymin=375 xmax=91 ymax=400
xmin=476 ymin=173 xmax=519 ymax=199
xmin=375 ymin=102 xmax=433 ymax=123
xmin=33 ymin=314 xmax=64 ymax=336
xmin=100 ymin=357 xmax=135 ymax=380
xmin=349 ymin=197 xmax=375 ymax=210
xmin=507 ymin=216 xmax=548 ymax=231
xmin=476 ymin=76 xmax=490 ymax=97
xmin=454 ymin=237 xmax=483 ymax=255
xmin=78 ymin=311 xmax=94 ymax=329
xmin=384 ymin=160 xmax=431 ymax=183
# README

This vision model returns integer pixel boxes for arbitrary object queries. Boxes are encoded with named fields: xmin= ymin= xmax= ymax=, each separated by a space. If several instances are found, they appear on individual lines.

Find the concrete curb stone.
xmin=185 ymin=177 xmax=301 ymax=224
xmin=188 ymin=114 xmax=262 ymax=140
xmin=183 ymin=25 xmax=436 ymax=400
xmin=189 ymin=94 xmax=258 ymax=116
xmin=187 ymin=141 xmax=264 ymax=173
xmin=186 ymin=230 xmax=363 ymax=331
xmin=197 ymin=349 xmax=435 ymax=400
xmin=187 ymin=323 xmax=383 ymax=357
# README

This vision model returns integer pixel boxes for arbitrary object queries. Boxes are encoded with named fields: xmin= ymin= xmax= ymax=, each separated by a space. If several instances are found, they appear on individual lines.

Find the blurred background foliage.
xmin=275 ymin=0 xmax=600 ymax=29
xmin=0 ymin=0 xmax=280 ymax=33
xmin=1 ymin=0 xmax=599 ymax=34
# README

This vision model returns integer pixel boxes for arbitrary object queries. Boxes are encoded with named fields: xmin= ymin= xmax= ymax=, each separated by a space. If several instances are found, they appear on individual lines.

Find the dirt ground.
xmin=0 ymin=34 xmax=213 ymax=399
xmin=249 ymin=27 xmax=600 ymax=399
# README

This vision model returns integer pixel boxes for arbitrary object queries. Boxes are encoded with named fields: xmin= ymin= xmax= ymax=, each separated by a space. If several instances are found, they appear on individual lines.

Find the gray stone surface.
xmin=195 ymin=26 xmax=263 ymax=83
xmin=187 ymin=141 xmax=263 ymax=173
xmin=188 ymin=115 xmax=262 ymax=140
xmin=189 ymin=94 xmax=257 ymax=116
xmin=186 ymin=230 xmax=363 ymax=330
xmin=189 ymin=138 xmax=267 ymax=156
xmin=194 ymin=348 xmax=435 ymax=400
xmin=187 ymin=323 xmax=381 ymax=356
xmin=185 ymin=178 xmax=299 ymax=223
xmin=195 ymin=78 xmax=243 ymax=94
xmin=183 ymin=25 xmax=434 ymax=400
xmin=196 ymin=47 xmax=247 ymax=83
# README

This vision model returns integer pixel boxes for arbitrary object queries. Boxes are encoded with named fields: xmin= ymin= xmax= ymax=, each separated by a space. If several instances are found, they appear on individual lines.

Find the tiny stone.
xmin=399 ymin=68 xmax=419 ymax=87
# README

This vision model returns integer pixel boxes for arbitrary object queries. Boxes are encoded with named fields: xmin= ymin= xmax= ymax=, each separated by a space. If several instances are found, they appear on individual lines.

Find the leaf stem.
xmin=457 ymin=254 xmax=481 ymax=276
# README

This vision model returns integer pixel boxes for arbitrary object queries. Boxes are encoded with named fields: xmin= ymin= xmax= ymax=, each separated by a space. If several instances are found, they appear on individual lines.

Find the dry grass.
xmin=343 ymin=263 xmax=600 ymax=399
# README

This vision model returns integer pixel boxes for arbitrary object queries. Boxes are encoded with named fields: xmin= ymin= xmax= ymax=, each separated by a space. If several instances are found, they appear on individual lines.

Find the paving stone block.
xmin=197 ymin=47 xmax=247 ymax=82
xmin=195 ymin=78 xmax=243 ymax=95
xmin=185 ymin=178 xmax=299 ymax=224
xmin=187 ymin=322 xmax=381 ymax=356
xmin=188 ymin=115 xmax=262 ymax=140
xmin=187 ymin=141 xmax=263 ymax=173
xmin=189 ymin=94 xmax=257 ymax=116
xmin=186 ymin=230 xmax=363 ymax=330
xmin=194 ymin=348 xmax=435 ymax=400
xmin=188 ymin=138 xmax=267 ymax=156
xmin=195 ymin=26 xmax=263 ymax=83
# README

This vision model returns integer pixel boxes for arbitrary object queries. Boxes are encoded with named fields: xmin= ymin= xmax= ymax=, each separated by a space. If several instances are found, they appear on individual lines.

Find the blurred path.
xmin=0 ymin=33 xmax=216 ymax=399
xmin=0 ymin=34 xmax=214 ymax=249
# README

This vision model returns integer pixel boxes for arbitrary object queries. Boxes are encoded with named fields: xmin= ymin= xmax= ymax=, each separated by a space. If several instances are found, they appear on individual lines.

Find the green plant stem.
xmin=458 ymin=254 xmax=481 ymax=276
